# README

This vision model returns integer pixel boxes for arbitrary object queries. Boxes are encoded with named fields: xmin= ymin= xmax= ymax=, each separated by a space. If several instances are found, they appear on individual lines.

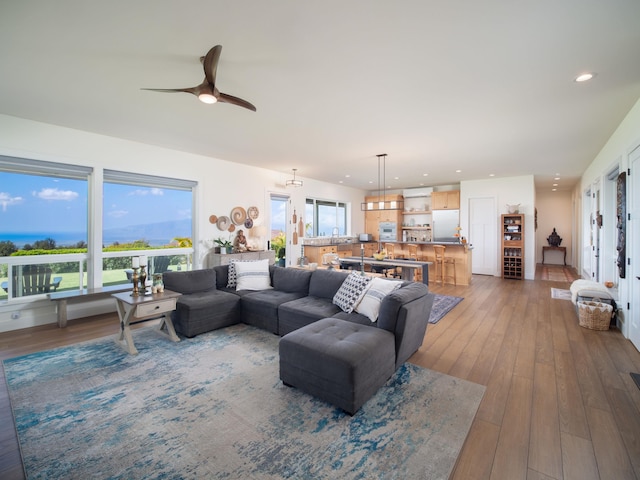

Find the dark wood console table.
xmin=542 ymin=246 xmax=567 ymax=265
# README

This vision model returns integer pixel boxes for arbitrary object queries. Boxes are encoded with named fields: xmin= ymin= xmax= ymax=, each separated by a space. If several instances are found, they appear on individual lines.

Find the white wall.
xmin=461 ymin=175 xmax=536 ymax=279
xmin=576 ymin=97 xmax=640 ymax=338
xmin=0 ymin=114 xmax=366 ymax=330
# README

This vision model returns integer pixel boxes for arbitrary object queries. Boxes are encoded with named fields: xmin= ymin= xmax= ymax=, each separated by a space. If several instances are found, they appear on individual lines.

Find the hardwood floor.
xmin=1 ymin=268 xmax=639 ymax=479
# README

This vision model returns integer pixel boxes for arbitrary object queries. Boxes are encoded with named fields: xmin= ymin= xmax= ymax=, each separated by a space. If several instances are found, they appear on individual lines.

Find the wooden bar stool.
xmin=407 ymin=244 xmax=422 ymax=282
xmin=432 ymin=245 xmax=456 ymax=285
xmin=384 ymin=243 xmax=401 ymax=278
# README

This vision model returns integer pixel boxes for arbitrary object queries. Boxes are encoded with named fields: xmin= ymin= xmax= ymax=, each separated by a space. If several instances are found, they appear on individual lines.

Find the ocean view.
xmin=1 ymin=219 xmax=192 ymax=249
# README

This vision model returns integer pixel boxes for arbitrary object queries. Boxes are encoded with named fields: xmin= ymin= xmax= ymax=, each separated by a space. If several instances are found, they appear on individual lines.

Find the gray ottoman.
xmin=279 ymin=317 xmax=396 ymax=415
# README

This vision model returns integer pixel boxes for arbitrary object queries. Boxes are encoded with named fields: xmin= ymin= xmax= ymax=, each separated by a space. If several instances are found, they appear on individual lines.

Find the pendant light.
xmin=286 ymin=168 xmax=303 ymax=187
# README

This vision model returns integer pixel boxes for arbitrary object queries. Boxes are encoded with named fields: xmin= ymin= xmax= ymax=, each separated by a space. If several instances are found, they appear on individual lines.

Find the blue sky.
xmin=1 ymin=171 xmax=191 ymax=243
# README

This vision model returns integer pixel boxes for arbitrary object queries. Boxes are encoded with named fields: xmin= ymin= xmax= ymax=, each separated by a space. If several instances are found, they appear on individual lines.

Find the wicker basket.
xmin=577 ymin=298 xmax=613 ymax=330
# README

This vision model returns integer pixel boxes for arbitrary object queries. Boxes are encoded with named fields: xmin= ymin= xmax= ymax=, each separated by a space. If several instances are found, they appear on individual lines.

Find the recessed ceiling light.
xmin=554 ymin=177 xmax=560 ymax=180
xmin=455 ymin=169 xmax=462 ymax=173
xmin=552 ymin=188 xmax=557 ymax=191
xmin=339 ymin=180 xmax=343 ymax=184
xmin=489 ymin=173 xmax=495 ymax=177
xmin=369 ymin=180 xmax=374 ymax=184
xmin=393 ymin=176 xmax=399 ymax=180
xmin=422 ymin=173 xmax=429 ymax=177
xmin=575 ymin=72 xmax=596 ymax=82
xmin=345 ymin=174 xmax=350 ymax=178
xmin=553 ymin=183 xmax=558 ymax=187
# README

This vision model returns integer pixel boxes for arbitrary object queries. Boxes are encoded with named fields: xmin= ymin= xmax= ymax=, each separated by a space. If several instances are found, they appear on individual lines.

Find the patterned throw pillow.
xmin=332 ymin=272 xmax=372 ymax=313
xmin=355 ymin=277 xmax=402 ymax=322
xmin=235 ymin=259 xmax=273 ymax=291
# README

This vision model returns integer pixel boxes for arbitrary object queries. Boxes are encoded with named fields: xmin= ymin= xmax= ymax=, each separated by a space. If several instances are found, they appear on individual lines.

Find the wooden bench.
xmin=50 ymin=284 xmax=132 ymax=328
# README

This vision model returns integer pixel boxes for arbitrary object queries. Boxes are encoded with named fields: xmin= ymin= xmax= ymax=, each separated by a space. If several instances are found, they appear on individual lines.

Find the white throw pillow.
xmin=332 ymin=272 xmax=372 ymax=313
xmin=234 ymin=259 xmax=272 ymax=291
xmin=355 ymin=277 xmax=402 ymax=322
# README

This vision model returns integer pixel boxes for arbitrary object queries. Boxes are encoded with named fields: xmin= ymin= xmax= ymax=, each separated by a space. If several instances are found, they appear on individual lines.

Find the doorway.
xmin=270 ymin=194 xmax=289 ymax=266
xmin=469 ymin=196 xmax=498 ymax=276
xmin=629 ymin=145 xmax=640 ymax=351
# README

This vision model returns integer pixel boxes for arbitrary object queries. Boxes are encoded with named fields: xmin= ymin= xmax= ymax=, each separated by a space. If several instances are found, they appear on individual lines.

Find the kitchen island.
xmin=302 ymin=240 xmax=472 ymax=286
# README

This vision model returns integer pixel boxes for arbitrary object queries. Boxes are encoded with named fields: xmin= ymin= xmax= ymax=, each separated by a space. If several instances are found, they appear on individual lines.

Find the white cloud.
xmin=108 ymin=210 xmax=129 ymax=218
xmin=129 ymin=188 xmax=164 ymax=196
xmin=35 ymin=188 xmax=79 ymax=201
xmin=0 ymin=192 xmax=23 ymax=212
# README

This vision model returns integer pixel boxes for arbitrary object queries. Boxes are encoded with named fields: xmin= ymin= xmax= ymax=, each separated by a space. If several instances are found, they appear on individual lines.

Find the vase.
xmin=547 ymin=228 xmax=562 ymax=246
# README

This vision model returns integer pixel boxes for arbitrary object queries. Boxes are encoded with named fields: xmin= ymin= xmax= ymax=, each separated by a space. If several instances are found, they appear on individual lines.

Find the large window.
xmin=305 ymin=198 xmax=347 ymax=237
xmin=1 ymin=158 xmax=195 ymax=302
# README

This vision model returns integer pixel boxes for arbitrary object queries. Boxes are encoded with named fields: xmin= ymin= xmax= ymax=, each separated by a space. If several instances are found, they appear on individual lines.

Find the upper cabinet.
xmin=431 ymin=190 xmax=460 ymax=210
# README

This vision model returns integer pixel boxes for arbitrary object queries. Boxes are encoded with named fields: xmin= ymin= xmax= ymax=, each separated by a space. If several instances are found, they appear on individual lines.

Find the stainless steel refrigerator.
xmin=432 ymin=210 xmax=460 ymax=243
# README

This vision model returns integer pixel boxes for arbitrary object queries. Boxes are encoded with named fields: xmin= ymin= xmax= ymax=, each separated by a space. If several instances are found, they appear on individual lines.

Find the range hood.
xmin=403 ymin=187 xmax=433 ymax=198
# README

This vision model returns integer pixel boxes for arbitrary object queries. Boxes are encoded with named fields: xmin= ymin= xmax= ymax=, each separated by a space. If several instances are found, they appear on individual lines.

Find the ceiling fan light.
xmin=198 ymin=93 xmax=217 ymax=104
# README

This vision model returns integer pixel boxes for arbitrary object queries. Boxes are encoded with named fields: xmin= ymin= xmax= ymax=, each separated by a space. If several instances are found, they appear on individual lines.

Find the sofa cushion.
xmin=355 ymin=277 xmax=402 ymax=322
xmin=235 ymin=259 xmax=272 ymax=291
xmin=308 ymin=269 xmax=349 ymax=299
xmin=278 ymin=296 xmax=342 ymax=336
xmin=272 ymin=267 xmax=312 ymax=294
xmin=240 ymin=290 xmax=307 ymax=334
xmin=332 ymin=272 xmax=372 ymax=313
xmin=163 ymin=269 xmax=216 ymax=295
xmin=171 ymin=290 xmax=241 ymax=337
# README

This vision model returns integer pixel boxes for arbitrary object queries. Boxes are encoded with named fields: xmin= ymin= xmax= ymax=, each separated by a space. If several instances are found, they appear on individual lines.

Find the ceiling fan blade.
xmin=203 ymin=45 xmax=222 ymax=86
xmin=218 ymin=92 xmax=257 ymax=112
xmin=141 ymin=87 xmax=198 ymax=95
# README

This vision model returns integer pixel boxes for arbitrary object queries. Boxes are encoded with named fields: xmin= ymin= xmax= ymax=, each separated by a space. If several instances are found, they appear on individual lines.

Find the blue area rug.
xmin=429 ymin=294 xmax=464 ymax=324
xmin=4 ymin=324 xmax=484 ymax=479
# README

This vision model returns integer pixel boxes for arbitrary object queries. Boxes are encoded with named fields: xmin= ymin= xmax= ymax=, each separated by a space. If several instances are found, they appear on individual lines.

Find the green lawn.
xmin=0 ymin=265 xmax=183 ymax=300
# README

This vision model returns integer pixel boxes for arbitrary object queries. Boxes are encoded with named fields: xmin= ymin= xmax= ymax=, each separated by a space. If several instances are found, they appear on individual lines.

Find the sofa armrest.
xmin=377 ymin=283 xmax=433 ymax=369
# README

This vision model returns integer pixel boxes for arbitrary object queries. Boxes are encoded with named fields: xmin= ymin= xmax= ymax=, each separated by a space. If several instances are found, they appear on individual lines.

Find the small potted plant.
xmin=271 ymin=232 xmax=286 ymax=266
xmin=214 ymin=237 xmax=233 ymax=254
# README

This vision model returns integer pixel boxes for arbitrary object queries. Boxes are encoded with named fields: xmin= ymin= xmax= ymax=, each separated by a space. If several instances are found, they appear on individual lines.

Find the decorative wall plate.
xmin=244 ymin=218 xmax=254 ymax=229
xmin=247 ymin=206 xmax=259 ymax=220
xmin=231 ymin=206 xmax=247 ymax=225
xmin=216 ymin=216 xmax=231 ymax=231
xmin=209 ymin=215 xmax=218 ymax=224
xmin=228 ymin=224 xmax=236 ymax=232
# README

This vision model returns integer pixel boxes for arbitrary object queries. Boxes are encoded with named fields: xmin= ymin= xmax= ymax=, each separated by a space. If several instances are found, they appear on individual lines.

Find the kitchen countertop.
xmin=302 ymin=240 xmax=470 ymax=247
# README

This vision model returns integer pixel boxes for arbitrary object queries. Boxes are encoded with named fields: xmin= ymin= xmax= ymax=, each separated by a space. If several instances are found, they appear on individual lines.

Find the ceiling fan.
xmin=141 ymin=45 xmax=256 ymax=112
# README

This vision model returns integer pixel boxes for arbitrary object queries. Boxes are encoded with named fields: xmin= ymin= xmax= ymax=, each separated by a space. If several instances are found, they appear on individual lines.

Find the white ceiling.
xmin=1 ymin=1 xmax=640 ymax=192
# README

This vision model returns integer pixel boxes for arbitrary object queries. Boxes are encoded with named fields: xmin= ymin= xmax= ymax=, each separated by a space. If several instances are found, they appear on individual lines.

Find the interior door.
xmin=469 ymin=196 xmax=497 ymax=276
xmin=629 ymin=146 xmax=640 ymax=351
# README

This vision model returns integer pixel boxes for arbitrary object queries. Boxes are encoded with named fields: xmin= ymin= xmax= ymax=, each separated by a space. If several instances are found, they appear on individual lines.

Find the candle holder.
xmin=130 ymin=267 xmax=140 ymax=296
xmin=139 ymin=265 xmax=147 ymax=295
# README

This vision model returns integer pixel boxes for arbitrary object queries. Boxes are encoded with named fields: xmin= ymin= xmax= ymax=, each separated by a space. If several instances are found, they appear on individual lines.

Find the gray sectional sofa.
xmin=163 ymin=264 xmax=434 ymax=413
xmin=163 ymin=264 xmax=434 ymax=369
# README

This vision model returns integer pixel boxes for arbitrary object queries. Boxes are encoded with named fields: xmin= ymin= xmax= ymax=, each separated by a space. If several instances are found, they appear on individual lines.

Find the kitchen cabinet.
xmin=363 ymin=194 xmax=403 ymax=241
xmin=303 ymin=245 xmax=337 ymax=265
xmin=431 ymin=191 xmax=460 ymax=210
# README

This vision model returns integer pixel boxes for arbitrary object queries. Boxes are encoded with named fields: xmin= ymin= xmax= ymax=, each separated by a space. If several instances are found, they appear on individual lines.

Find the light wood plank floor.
xmin=1 ymin=267 xmax=639 ymax=479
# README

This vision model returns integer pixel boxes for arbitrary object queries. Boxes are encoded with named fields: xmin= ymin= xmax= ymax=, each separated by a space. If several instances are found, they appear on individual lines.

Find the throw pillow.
xmin=235 ymin=259 xmax=272 ymax=291
xmin=226 ymin=259 xmax=239 ymax=288
xmin=355 ymin=277 xmax=402 ymax=322
xmin=332 ymin=272 xmax=372 ymax=313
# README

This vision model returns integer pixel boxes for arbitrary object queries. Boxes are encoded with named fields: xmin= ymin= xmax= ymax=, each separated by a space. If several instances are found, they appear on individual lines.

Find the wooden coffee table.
xmin=112 ymin=290 xmax=181 ymax=355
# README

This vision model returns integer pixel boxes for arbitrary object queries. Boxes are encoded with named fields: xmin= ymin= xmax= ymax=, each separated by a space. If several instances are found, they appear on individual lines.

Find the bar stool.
xmin=383 ymin=243 xmax=401 ymax=278
xmin=432 ymin=245 xmax=456 ymax=285
xmin=407 ymin=244 xmax=422 ymax=282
